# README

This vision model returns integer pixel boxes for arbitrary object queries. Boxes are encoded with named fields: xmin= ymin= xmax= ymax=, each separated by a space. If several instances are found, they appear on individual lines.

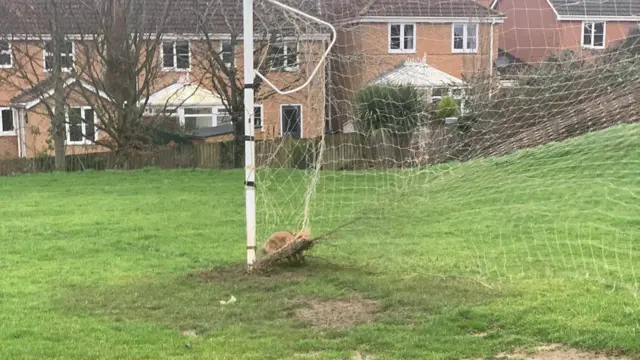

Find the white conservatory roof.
xmin=371 ymin=57 xmax=464 ymax=88
xmin=145 ymin=75 xmax=222 ymax=107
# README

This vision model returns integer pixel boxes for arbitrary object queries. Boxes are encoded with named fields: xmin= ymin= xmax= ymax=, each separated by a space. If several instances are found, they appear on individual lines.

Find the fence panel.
xmin=0 ymin=127 xmax=464 ymax=176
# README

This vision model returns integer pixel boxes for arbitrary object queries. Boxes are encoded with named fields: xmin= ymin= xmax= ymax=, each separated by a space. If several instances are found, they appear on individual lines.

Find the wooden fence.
xmin=0 ymin=127 xmax=462 ymax=176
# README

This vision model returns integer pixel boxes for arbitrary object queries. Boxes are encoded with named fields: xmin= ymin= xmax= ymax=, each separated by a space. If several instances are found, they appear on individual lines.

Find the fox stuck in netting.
xmin=243 ymin=0 xmax=336 ymax=270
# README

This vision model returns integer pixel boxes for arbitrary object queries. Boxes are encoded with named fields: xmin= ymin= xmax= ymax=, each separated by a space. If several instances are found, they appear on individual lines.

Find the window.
xmin=0 ymin=41 xmax=11 ymax=68
xmin=162 ymin=40 xmax=190 ymax=70
xmin=65 ymin=107 xmax=96 ymax=145
xmin=44 ymin=40 xmax=74 ymax=71
xmin=220 ymin=40 xmax=233 ymax=66
xmin=452 ymin=24 xmax=478 ymax=53
xmin=583 ymin=21 xmax=605 ymax=49
xmin=254 ymin=105 xmax=263 ymax=129
xmin=269 ymin=41 xmax=298 ymax=71
xmin=281 ymin=104 xmax=302 ymax=139
xmin=0 ymin=108 xmax=14 ymax=134
xmin=184 ymin=107 xmax=214 ymax=131
xmin=430 ymin=87 xmax=467 ymax=115
xmin=389 ymin=24 xmax=415 ymax=53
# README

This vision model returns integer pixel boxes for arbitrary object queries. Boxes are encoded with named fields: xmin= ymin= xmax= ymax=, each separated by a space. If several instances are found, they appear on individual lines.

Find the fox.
xmin=262 ymin=228 xmax=311 ymax=263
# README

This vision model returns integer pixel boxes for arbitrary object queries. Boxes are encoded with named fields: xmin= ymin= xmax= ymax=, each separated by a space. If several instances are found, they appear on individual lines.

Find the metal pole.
xmin=243 ymin=0 xmax=257 ymax=269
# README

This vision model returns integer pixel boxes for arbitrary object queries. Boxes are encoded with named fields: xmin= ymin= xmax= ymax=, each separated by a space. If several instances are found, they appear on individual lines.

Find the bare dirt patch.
xmin=180 ymin=329 xmax=197 ymax=337
xmin=295 ymin=297 xmax=380 ymax=329
xmin=494 ymin=344 xmax=630 ymax=360
xmin=192 ymin=262 xmax=310 ymax=283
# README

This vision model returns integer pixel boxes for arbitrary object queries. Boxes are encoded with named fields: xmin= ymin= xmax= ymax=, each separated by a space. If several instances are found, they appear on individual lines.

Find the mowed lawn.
xmin=0 ymin=124 xmax=639 ymax=360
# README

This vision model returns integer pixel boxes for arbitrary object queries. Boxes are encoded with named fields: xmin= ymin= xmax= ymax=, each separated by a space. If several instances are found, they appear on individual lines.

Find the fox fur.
xmin=262 ymin=228 xmax=311 ymax=263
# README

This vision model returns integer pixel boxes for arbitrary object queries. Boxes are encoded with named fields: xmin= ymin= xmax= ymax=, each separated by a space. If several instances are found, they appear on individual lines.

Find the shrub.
xmin=436 ymin=96 xmax=460 ymax=120
xmin=355 ymin=84 xmax=425 ymax=133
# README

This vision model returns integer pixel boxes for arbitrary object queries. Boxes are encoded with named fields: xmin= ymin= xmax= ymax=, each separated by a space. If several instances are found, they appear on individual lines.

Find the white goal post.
xmin=243 ymin=0 xmax=336 ymax=269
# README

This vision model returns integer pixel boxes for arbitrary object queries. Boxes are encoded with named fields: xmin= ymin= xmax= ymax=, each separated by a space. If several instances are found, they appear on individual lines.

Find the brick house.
xmin=324 ymin=0 xmax=504 ymax=132
xmin=0 ymin=0 xmax=329 ymax=159
xmin=490 ymin=0 xmax=640 ymax=64
xmin=0 ymin=0 xmax=504 ymax=159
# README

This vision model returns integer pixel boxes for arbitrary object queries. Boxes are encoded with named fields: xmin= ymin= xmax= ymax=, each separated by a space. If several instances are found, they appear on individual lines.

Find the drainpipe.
xmin=19 ymin=108 xmax=27 ymax=158
xmin=489 ymin=19 xmax=495 ymax=77
xmin=13 ymin=107 xmax=26 ymax=158
xmin=488 ymin=19 xmax=496 ymax=100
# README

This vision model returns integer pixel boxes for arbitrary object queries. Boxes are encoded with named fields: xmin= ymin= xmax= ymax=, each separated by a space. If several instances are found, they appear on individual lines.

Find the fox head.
xmin=295 ymin=228 xmax=311 ymax=241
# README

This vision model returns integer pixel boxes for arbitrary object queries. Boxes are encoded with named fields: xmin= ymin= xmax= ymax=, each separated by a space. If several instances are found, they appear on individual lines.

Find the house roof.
xmin=0 ymin=0 xmax=325 ymax=36
xmin=0 ymin=0 xmax=503 ymax=37
xmin=548 ymin=0 xmax=640 ymax=18
xmin=10 ymin=76 xmax=110 ymax=109
xmin=186 ymin=123 xmax=234 ymax=139
xmin=145 ymin=76 xmax=223 ymax=107
xmin=371 ymin=57 xmax=464 ymax=88
xmin=325 ymin=0 xmax=502 ymax=22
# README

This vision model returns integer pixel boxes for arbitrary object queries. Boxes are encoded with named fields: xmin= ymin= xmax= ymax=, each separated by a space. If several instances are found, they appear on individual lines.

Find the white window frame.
xmin=451 ymin=23 xmax=479 ymax=54
xmin=161 ymin=40 xmax=191 ymax=71
xmin=43 ymin=40 xmax=75 ymax=72
xmin=0 ymin=41 xmax=12 ymax=68
xmin=269 ymin=41 xmax=299 ymax=72
xmin=581 ymin=21 xmax=606 ymax=49
xmin=388 ymin=23 xmax=416 ymax=54
xmin=181 ymin=107 xmax=216 ymax=130
xmin=254 ymin=104 xmax=264 ymax=130
xmin=280 ymin=104 xmax=303 ymax=138
xmin=65 ymin=106 xmax=97 ymax=145
xmin=213 ymin=106 xmax=233 ymax=126
xmin=0 ymin=107 xmax=15 ymax=136
xmin=164 ymin=105 xmax=265 ymax=131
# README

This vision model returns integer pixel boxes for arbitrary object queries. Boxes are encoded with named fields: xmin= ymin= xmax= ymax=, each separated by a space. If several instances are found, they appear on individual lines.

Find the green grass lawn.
xmin=1 ymin=124 xmax=639 ymax=360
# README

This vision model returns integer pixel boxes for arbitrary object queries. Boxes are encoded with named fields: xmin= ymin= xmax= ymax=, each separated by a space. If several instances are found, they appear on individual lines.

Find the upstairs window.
xmin=0 ymin=108 xmax=14 ymax=134
xmin=582 ymin=21 xmax=605 ymax=49
xmin=0 ymin=41 xmax=12 ymax=68
xmin=452 ymin=24 xmax=478 ymax=53
xmin=162 ymin=40 xmax=190 ymax=70
xmin=44 ymin=40 xmax=74 ymax=71
xmin=389 ymin=24 xmax=415 ymax=53
xmin=269 ymin=40 xmax=298 ymax=71
xmin=220 ymin=40 xmax=234 ymax=66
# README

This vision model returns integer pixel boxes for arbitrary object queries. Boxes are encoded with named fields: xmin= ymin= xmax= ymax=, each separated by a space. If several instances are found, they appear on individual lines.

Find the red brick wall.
xmin=558 ymin=21 xmax=638 ymax=55
xmin=0 ymin=136 xmax=18 ymax=159
xmin=495 ymin=0 xmax=639 ymax=63
xmin=494 ymin=0 xmax=560 ymax=63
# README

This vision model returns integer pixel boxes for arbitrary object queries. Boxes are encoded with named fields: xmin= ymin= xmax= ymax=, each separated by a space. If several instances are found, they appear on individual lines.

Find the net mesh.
xmin=253 ymin=0 xmax=639 ymax=294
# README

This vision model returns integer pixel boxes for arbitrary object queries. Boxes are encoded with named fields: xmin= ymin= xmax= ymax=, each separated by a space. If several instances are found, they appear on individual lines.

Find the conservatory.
xmin=370 ymin=57 xmax=468 ymax=113
xmin=142 ymin=76 xmax=263 ymax=133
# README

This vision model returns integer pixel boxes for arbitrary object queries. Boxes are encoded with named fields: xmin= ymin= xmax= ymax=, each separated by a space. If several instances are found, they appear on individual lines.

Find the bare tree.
xmin=190 ymin=0 xmax=317 ymax=164
xmin=71 ymin=0 xmax=185 ymax=164
xmin=6 ymin=0 xmax=198 ymax=167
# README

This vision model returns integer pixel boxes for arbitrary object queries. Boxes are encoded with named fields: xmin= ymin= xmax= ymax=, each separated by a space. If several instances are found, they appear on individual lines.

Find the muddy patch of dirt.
xmin=295 ymin=297 xmax=380 ymax=329
xmin=192 ymin=262 xmax=310 ymax=283
xmin=494 ymin=344 xmax=630 ymax=360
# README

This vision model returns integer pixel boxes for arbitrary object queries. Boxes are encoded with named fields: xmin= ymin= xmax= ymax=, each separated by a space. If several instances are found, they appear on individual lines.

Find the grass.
xmin=0 ymin=124 xmax=639 ymax=360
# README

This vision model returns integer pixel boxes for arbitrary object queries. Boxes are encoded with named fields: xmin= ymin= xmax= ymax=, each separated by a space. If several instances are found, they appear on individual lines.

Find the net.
xmin=253 ymin=0 xmax=640 ymax=295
